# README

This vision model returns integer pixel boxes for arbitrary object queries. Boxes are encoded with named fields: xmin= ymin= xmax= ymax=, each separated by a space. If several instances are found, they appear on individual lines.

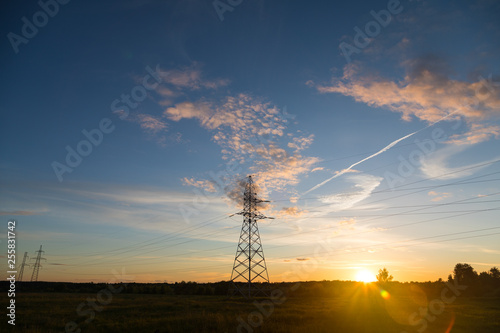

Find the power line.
xmin=55 ymin=190 xmax=500 ymax=269
xmin=53 ymin=215 xmax=232 ymax=264
xmin=272 ymin=160 xmax=500 ymax=203
xmin=261 ymin=194 xmax=500 ymax=245
xmin=44 ymin=162 xmax=500 ymax=279
xmin=55 ymin=165 xmax=500 ymax=268
xmin=304 ymin=207 xmax=500 ymax=218
xmin=86 ymin=229 xmax=500 ymax=277
xmin=62 ymin=203 xmax=500 ymax=270
xmin=86 ymin=168 xmax=500 ymax=264
xmin=273 ymin=227 xmax=500 ymax=261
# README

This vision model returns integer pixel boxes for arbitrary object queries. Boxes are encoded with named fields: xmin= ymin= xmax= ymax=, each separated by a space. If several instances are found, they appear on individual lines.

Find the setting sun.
xmin=355 ymin=270 xmax=376 ymax=283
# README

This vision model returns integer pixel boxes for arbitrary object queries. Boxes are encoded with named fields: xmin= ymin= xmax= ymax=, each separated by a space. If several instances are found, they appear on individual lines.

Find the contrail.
xmin=302 ymin=111 xmax=460 ymax=196
xmin=303 ymin=132 xmax=416 ymax=195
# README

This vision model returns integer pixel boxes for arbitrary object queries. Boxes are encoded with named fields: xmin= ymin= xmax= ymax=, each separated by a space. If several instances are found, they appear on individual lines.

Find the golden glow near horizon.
xmin=355 ymin=270 xmax=377 ymax=283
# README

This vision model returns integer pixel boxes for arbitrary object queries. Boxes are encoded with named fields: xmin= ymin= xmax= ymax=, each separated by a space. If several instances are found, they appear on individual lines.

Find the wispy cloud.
xmin=60 ymin=184 xmax=204 ymax=206
xmin=420 ymin=144 xmax=499 ymax=180
xmin=181 ymin=178 xmax=217 ymax=193
xmin=304 ymin=131 xmax=416 ymax=195
xmin=0 ymin=179 xmax=233 ymax=237
xmin=446 ymin=124 xmax=500 ymax=145
xmin=277 ymin=206 xmax=307 ymax=218
xmin=136 ymin=114 xmax=168 ymax=133
xmin=116 ymin=112 xmax=169 ymax=146
xmin=117 ymin=62 xmax=231 ymax=146
xmin=164 ymin=101 xmax=213 ymax=125
xmin=339 ymin=218 xmax=356 ymax=226
xmin=318 ymin=174 xmax=382 ymax=212
xmin=158 ymin=62 xmax=230 ymax=91
xmin=428 ymin=191 xmax=452 ymax=202
xmin=0 ymin=210 xmax=43 ymax=216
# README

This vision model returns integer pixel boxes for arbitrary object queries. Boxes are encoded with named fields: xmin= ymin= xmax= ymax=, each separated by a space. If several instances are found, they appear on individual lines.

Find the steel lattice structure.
xmin=30 ymin=245 xmax=45 ymax=282
xmin=230 ymin=175 xmax=272 ymax=298
xmin=18 ymin=252 xmax=29 ymax=282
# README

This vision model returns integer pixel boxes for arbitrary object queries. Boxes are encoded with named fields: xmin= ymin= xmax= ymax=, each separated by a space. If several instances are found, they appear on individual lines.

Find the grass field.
xmin=2 ymin=286 xmax=500 ymax=333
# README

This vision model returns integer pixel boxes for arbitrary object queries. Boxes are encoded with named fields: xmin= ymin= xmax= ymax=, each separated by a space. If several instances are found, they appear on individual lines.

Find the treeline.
xmin=3 ymin=263 xmax=499 ymax=297
xmin=7 ymin=280 xmax=230 ymax=295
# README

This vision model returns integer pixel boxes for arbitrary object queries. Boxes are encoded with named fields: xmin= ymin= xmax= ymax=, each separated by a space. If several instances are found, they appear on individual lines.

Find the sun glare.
xmin=355 ymin=270 xmax=376 ymax=283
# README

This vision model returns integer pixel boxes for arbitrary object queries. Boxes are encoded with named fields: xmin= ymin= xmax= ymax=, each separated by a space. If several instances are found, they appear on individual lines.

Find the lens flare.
xmin=380 ymin=289 xmax=390 ymax=300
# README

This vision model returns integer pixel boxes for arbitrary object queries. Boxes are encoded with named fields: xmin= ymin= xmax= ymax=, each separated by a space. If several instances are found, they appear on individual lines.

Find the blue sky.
xmin=1 ymin=0 xmax=499 ymax=283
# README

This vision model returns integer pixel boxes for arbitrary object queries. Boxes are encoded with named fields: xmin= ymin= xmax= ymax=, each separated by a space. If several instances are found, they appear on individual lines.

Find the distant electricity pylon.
xmin=18 ymin=252 xmax=29 ymax=282
xmin=230 ymin=175 xmax=273 ymax=298
xmin=30 ymin=245 xmax=46 ymax=282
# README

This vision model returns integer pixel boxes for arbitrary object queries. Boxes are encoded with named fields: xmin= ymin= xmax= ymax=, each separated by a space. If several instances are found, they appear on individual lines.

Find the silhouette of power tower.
xmin=18 ymin=252 xmax=29 ymax=282
xmin=30 ymin=245 xmax=46 ymax=282
xmin=230 ymin=175 xmax=273 ymax=298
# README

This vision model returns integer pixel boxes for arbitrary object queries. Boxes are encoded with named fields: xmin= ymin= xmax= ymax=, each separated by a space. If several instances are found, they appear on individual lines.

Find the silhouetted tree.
xmin=490 ymin=267 xmax=500 ymax=279
xmin=479 ymin=271 xmax=493 ymax=284
xmin=453 ymin=263 xmax=478 ymax=285
xmin=376 ymin=268 xmax=393 ymax=283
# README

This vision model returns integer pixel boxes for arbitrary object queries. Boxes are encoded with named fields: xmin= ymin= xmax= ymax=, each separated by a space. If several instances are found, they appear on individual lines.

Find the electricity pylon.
xmin=30 ymin=245 xmax=46 ymax=282
xmin=18 ymin=252 xmax=29 ymax=282
xmin=230 ymin=175 xmax=272 ymax=298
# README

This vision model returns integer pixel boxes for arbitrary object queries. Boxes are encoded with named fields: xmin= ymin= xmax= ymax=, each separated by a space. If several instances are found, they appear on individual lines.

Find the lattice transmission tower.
xmin=30 ymin=245 xmax=46 ymax=282
xmin=230 ymin=175 xmax=273 ymax=298
xmin=18 ymin=252 xmax=29 ymax=282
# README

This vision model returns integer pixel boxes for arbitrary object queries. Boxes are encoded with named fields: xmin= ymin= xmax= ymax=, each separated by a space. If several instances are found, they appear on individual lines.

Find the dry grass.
xmin=1 ymin=286 xmax=499 ymax=333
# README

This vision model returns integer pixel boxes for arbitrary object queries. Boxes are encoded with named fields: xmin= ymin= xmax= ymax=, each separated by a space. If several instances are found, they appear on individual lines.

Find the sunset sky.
xmin=1 ymin=0 xmax=499 ymax=283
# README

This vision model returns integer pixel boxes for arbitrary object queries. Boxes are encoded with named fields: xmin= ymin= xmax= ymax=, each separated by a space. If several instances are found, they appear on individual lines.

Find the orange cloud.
xmin=315 ymin=62 xmax=500 ymax=123
xmin=314 ymin=58 xmax=500 ymax=183
xmin=339 ymin=218 xmax=356 ymax=226
xmin=158 ymin=62 xmax=229 ymax=91
xmin=136 ymin=114 xmax=168 ymax=133
xmin=428 ymin=191 xmax=452 ymax=202
xmin=446 ymin=124 xmax=500 ymax=145
xmin=181 ymin=178 xmax=217 ymax=193
xmin=277 ymin=206 xmax=307 ymax=218
xmin=167 ymin=94 xmax=319 ymax=197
